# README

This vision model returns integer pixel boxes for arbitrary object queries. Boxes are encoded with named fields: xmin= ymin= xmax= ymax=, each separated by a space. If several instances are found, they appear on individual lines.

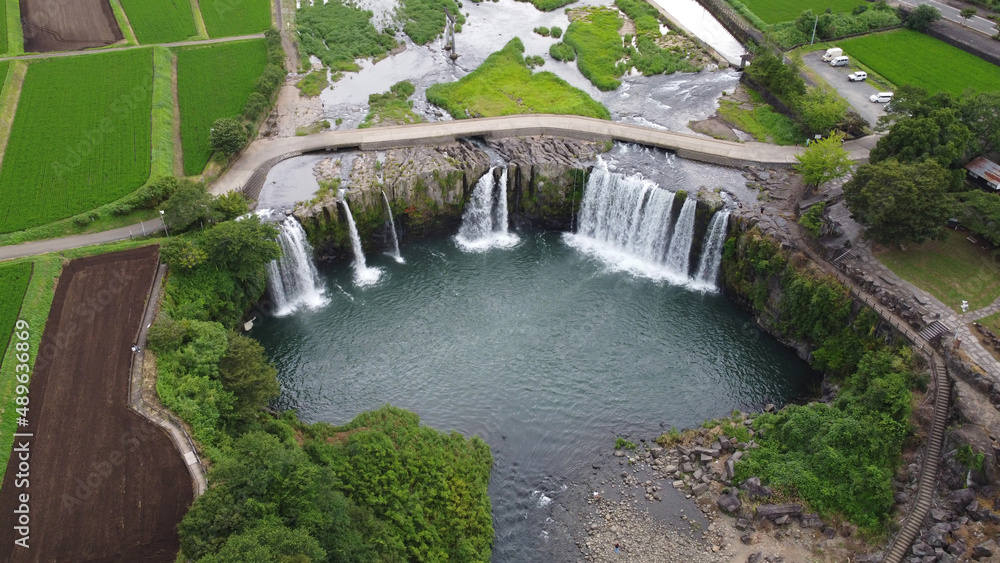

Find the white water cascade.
xmin=456 ymin=167 xmax=519 ymax=251
xmin=381 ymin=190 xmax=404 ymax=263
xmin=566 ymin=163 xmax=711 ymax=286
xmin=693 ymin=210 xmax=730 ymax=290
xmin=340 ymin=193 xmax=383 ymax=286
xmin=266 ymin=218 xmax=329 ymax=316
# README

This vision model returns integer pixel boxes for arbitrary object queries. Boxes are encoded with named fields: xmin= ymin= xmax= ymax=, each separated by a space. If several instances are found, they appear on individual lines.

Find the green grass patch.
xmin=200 ymin=0 xmax=271 ymax=37
xmin=0 ymin=0 xmax=7 ymax=54
xmin=0 ymin=49 xmax=153 ymax=234
xmin=297 ymin=0 xmax=397 ymax=71
xmin=295 ymin=120 xmax=331 ymax=136
xmin=515 ymin=0 xmax=575 ymax=10
xmin=426 ymin=38 xmax=610 ymax=120
xmin=400 ymin=0 xmax=465 ymax=45
xmin=176 ymin=39 xmax=268 ymax=175
xmin=4 ymin=0 xmax=20 ymax=55
xmin=550 ymin=42 xmax=575 ymax=61
xmin=877 ymin=229 xmax=1000 ymax=312
xmin=980 ymin=311 xmax=1000 ymax=336
xmin=563 ymin=8 xmax=625 ymax=91
xmin=295 ymin=69 xmax=328 ymax=97
xmin=841 ymin=30 xmax=1000 ymax=96
xmin=108 ymin=0 xmax=138 ymax=45
xmin=0 ymin=258 xmax=50 ymax=484
xmin=718 ymin=99 xmax=802 ymax=145
xmin=151 ymin=47 xmax=174 ymax=179
xmin=360 ymin=80 xmax=424 ymax=128
xmin=120 ymin=0 xmax=198 ymax=43
xmin=738 ymin=0 xmax=866 ymax=24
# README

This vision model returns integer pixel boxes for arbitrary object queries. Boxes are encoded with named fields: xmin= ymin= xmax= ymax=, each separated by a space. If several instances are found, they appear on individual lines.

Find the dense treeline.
xmin=723 ymin=228 xmax=920 ymax=533
xmin=149 ymin=187 xmax=493 ymax=561
xmin=845 ymin=87 xmax=1000 ymax=245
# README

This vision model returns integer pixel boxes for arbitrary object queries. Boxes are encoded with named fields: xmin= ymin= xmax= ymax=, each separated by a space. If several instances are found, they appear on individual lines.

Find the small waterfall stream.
xmin=266 ymin=217 xmax=329 ymax=316
xmin=381 ymin=190 xmax=404 ymax=263
xmin=694 ymin=210 xmax=730 ymax=288
xmin=566 ymin=162 xmax=730 ymax=289
xmin=456 ymin=167 xmax=518 ymax=251
xmin=340 ymin=193 xmax=383 ymax=286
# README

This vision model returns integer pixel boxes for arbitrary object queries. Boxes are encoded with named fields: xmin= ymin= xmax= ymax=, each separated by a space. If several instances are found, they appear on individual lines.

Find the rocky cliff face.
xmin=295 ymin=136 xmax=603 ymax=261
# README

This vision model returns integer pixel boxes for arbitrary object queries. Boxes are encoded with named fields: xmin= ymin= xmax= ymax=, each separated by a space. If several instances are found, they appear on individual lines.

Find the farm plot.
xmin=120 ymin=0 xmax=198 ymax=44
xmin=19 ymin=0 xmax=123 ymax=52
xmin=0 ymin=246 xmax=191 ymax=562
xmin=177 ymin=39 xmax=267 ymax=175
xmin=198 ymin=0 xmax=270 ymax=37
xmin=0 ymin=1 xmax=7 ymax=54
xmin=738 ymin=0 xmax=864 ymax=24
xmin=0 ymin=48 xmax=153 ymax=234
xmin=841 ymin=30 xmax=1000 ymax=96
xmin=0 ymin=262 xmax=31 ymax=368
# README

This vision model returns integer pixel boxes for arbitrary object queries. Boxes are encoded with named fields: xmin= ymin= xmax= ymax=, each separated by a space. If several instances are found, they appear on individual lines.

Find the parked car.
xmin=821 ymin=47 xmax=843 ymax=62
xmin=829 ymin=56 xmax=849 ymax=67
xmin=870 ymin=92 xmax=894 ymax=103
xmin=848 ymin=71 xmax=867 ymax=82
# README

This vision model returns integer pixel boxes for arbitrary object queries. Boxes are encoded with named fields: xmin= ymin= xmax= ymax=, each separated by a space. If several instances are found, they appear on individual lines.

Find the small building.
xmin=964 ymin=156 xmax=1000 ymax=190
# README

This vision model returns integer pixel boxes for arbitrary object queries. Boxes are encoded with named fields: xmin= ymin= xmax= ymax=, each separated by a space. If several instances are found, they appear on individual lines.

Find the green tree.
xmin=201 ymin=517 xmax=326 ymax=563
xmin=904 ymin=4 xmax=941 ymax=31
xmin=213 ymin=191 xmax=250 ymax=221
xmin=843 ymin=158 xmax=954 ymax=245
xmin=161 ymin=238 xmax=208 ymax=270
xmin=217 ymin=331 xmax=279 ymax=420
xmin=162 ymin=180 xmax=217 ymax=232
xmin=242 ymin=92 xmax=269 ymax=121
xmin=797 ymin=90 xmax=849 ymax=136
xmin=955 ymin=190 xmax=1000 ymax=246
xmin=960 ymin=7 xmax=977 ymax=25
xmin=198 ymin=215 xmax=280 ymax=286
xmin=745 ymin=51 xmax=806 ymax=101
xmin=870 ymin=106 xmax=972 ymax=176
xmin=794 ymin=132 xmax=852 ymax=188
xmin=209 ymin=117 xmax=247 ymax=157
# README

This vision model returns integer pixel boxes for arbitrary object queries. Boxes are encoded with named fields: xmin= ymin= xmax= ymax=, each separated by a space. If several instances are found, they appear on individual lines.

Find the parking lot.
xmin=801 ymin=50 xmax=887 ymax=129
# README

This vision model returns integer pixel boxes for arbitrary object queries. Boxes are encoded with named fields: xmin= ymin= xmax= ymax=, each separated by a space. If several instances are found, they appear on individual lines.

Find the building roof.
xmin=964 ymin=156 xmax=1000 ymax=187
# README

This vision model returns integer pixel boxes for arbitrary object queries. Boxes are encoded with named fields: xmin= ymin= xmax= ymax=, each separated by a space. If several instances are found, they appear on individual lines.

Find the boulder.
xmin=692 ymin=483 xmax=709 ymax=495
xmin=800 ymin=513 xmax=823 ymax=528
xmin=925 ymin=523 xmax=950 ymax=548
xmin=740 ymin=476 xmax=773 ymax=499
xmin=756 ymin=504 xmax=801 ymax=521
xmin=912 ymin=541 xmax=934 ymax=557
xmin=735 ymin=517 xmax=750 ymax=531
xmin=946 ymin=488 xmax=975 ymax=512
xmin=717 ymin=493 xmax=742 ymax=515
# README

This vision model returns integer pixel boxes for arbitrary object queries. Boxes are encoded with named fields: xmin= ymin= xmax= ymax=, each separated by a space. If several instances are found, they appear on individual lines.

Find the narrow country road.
xmin=0 ymin=33 xmax=266 ymax=62
xmin=0 ymin=218 xmax=164 ymax=261
xmin=897 ymin=0 xmax=996 ymax=35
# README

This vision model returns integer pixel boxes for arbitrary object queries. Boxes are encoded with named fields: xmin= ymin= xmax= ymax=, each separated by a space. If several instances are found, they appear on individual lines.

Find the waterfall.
xmin=456 ymin=167 xmax=519 ymax=252
xmin=266 ymin=217 xmax=329 ymax=316
xmin=694 ymin=210 xmax=730 ymax=289
xmin=663 ymin=198 xmax=696 ymax=275
xmin=565 ymin=162 xmax=708 ymax=285
xmin=340 ymin=194 xmax=383 ymax=286
xmin=381 ymin=190 xmax=404 ymax=263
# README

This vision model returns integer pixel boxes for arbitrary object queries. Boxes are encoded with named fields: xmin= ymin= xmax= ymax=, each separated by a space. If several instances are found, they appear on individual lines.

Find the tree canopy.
xmin=794 ymin=132 xmax=852 ymax=188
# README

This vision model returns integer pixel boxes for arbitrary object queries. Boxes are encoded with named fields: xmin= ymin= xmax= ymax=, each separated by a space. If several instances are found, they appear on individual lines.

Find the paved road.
xmin=801 ymin=51 xmax=886 ymax=128
xmin=898 ymin=0 xmax=996 ymax=36
xmin=211 ymin=114 xmax=875 ymax=194
xmin=0 ymin=218 xmax=164 ymax=261
xmin=0 ymin=34 xmax=265 ymax=62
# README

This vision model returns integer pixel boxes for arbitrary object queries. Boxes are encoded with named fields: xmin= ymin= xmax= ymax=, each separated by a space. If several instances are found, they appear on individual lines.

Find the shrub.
xmin=615 ymin=437 xmax=636 ymax=450
xmin=551 ymin=26 xmax=562 ymax=38
xmin=534 ymin=26 xmax=551 ymax=36
xmin=550 ymin=42 xmax=576 ymax=61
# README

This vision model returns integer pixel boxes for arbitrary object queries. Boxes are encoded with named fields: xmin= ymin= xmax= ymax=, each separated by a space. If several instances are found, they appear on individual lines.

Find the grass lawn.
xmin=877 ymin=230 xmax=1000 ymax=313
xmin=738 ymin=0 xmax=865 ymax=24
xmin=0 ymin=49 xmax=154 ymax=234
xmin=718 ymin=98 xmax=802 ymax=145
xmin=359 ymin=81 xmax=424 ymax=128
xmin=563 ymin=7 xmax=624 ymax=91
xmin=176 ymin=39 xmax=267 ymax=175
xmin=199 ymin=0 xmax=271 ymax=37
xmin=980 ymin=311 xmax=1000 ymax=335
xmin=840 ymin=30 xmax=1000 ymax=96
xmin=426 ymin=38 xmax=610 ymax=120
xmin=120 ymin=0 xmax=198 ymax=43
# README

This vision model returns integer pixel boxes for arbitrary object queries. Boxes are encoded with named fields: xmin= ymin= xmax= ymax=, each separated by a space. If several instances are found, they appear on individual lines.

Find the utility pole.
xmin=810 ymin=15 xmax=819 ymax=45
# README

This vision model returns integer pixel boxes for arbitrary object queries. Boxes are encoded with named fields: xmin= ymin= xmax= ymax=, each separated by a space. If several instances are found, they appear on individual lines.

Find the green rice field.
xmin=199 ymin=0 xmax=271 ymax=38
xmin=841 ymin=30 xmax=1000 ymax=95
xmin=120 ymin=0 xmax=198 ymax=44
xmin=176 ymin=39 xmax=267 ymax=175
xmin=0 ymin=49 xmax=153 ymax=234
xmin=738 ymin=0 xmax=865 ymax=24
xmin=0 ymin=263 xmax=31 ymax=368
xmin=0 ymin=61 xmax=10 ymax=89
xmin=0 ymin=1 xmax=7 ymax=54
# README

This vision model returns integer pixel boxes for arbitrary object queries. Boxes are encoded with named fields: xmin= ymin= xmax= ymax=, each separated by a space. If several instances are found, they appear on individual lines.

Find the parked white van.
xmin=822 ymin=47 xmax=843 ymax=61
xmin=870 ymin=92 xmax=894 ymax=103
xmin=829 ymin=56 xmax=849 ymax=67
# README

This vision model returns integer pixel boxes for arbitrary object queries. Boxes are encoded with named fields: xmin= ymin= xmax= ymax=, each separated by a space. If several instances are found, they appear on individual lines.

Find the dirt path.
xmin=110 ymin=0 xmax=139 ymax=45
xmin=190 ymin=0 xmax=210 ymax=39
xmin=0 ymin=33 xmax=265 ymax=62
xmin=171 ymin=53 xmax=183 ymax=178
xmin=0 ymin=61 xmax=27 ymax=170
xmin=0 ymin=246 xmax=191 ymax=561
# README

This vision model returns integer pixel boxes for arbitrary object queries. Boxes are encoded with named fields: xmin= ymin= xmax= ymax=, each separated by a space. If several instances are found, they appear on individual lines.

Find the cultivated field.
xmin=0 ymin=262 xmax=31 ymax=366
xmin=0 ymin=246 xmax=192 ymax=562
xmin=0 ymin=1 xmax=7 ymax=54
xmin=841 ymin=30 xmax=1000 ymax=95
xmin=120 ymin=0 xmax=198 ymax=44
xmin=739 ymin=0 xmax=865 ymax=24
xmin=20 ymin=0 xmax=123 ymax=52
xmin=0 ymin=48 xmax=153 ymax=234
xmin=199 ymin=0 xmax=271 ymax=37
xmin=177 ymin=39 xmax=267 ymax=175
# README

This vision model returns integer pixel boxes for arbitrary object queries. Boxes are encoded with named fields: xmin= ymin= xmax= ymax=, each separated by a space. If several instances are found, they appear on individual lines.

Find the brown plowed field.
xmin=19 ymin=0 xmax=123 ymax=53
xmin=0 ymin=246 xmax=191 ymax=562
